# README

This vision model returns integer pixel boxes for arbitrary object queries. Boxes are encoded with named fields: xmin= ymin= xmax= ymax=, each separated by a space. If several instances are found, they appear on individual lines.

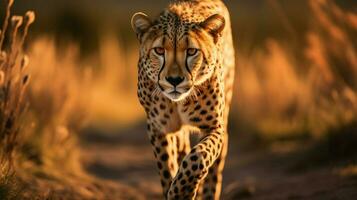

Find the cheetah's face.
xmin=132 ymin=12 xmax=225 ymax=102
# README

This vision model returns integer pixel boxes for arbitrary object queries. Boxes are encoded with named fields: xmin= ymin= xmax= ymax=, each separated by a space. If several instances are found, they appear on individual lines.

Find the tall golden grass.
xmin=29 ymin=35 xmax=143 ymax=128
xmin=23 ymin=37 xmax=91 ymax=170
xmin=11 ymin=35 xmax=142 ymax=199
xmin=0 ymin=0 xmax=95 ymax=198
xmin=89 ymin=34 xmax=142 ymax=127
xmin=236 ymin=0 xmax=357 ymax=140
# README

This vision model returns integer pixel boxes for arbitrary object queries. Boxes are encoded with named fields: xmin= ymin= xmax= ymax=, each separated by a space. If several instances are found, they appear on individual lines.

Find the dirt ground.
xmin=80 ymin=122 xmax=357 ymax=200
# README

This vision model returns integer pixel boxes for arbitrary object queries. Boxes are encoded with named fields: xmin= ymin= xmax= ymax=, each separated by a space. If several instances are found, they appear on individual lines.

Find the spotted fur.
xmin=131 ymin=0 xmax=235 ymax=199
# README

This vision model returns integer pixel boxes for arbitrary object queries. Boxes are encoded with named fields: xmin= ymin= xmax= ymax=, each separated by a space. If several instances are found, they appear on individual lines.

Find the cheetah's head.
xmin=131 ymin=12 xmax=225 ymax=102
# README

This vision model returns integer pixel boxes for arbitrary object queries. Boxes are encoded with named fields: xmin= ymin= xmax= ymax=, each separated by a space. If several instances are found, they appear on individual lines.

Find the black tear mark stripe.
xmin=185 ymin=36 xmax=193 ymax=80
xmin=158 ymin=37 xmax=166 ymax=91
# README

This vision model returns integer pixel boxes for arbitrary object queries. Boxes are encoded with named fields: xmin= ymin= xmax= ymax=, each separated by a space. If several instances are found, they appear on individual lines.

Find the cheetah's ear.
xmin=131 ymin=12 xmax=152 ymax=37
xmin=200 ymin=14 xmax=225 ymax=43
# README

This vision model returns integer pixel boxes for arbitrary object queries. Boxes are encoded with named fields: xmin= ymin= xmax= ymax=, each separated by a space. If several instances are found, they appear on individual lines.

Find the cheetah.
xmin=131 ymin=0 xmax=235 ymax=199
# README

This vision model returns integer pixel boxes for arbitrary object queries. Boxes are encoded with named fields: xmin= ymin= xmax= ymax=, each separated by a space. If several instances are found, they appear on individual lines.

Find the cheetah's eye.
xmin=187 ymin=48 xmax=198 ymax=56
xmin=154 ymin=47 xmax=165 ymax=56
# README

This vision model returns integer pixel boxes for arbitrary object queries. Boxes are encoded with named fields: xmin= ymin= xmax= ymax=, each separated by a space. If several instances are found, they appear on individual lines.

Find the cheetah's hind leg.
xmin=176 ymin=129 xmax=191 ymax=165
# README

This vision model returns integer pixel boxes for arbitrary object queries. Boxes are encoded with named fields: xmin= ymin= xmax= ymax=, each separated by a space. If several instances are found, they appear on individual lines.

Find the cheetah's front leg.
xmin=148 ymin=128 xmax=180 ymax=197
xmin=200 ymin=133 xmax=228 ymax=200
xmin=167 ymin=129 xmax=224 ymax=200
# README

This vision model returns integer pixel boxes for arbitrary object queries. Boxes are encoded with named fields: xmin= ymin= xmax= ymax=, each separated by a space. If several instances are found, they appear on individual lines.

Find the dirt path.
xmin=80 ymin=122 xmax=357 ymax=200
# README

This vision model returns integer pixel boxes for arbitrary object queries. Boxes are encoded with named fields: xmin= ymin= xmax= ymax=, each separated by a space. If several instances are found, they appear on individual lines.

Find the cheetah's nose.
xmin=166 ymin=76 xmax=184 ymax=87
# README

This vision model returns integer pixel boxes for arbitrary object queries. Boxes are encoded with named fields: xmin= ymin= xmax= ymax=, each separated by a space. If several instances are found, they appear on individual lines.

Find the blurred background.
xmin=1 ymin=0 xmax=357 ymax=199
xmin=5 ymin=0 xmax=356 ymax=134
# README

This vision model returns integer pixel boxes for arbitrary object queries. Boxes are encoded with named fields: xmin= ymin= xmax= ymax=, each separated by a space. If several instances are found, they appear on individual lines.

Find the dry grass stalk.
xmin=0 ymin=0 xmax=34 ymax=181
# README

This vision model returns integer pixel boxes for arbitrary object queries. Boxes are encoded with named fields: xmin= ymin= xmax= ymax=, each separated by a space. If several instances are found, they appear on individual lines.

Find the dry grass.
xmin=0 ymin=0 xmax=34 ymax=198
xmin=27 ymin=34 xmax=142 ymax=128
xmin=90 ymin=34 xmax=142 ymax=127
xmin=0 ymin=30 xmax=142 ymax=199
xmin=10 ymin=34 xmax=143 ymax=199
xmin=337 ymin=165 xmax=357 ymax=178
xmin=0 ymin=0 xmax=95 ymax=198
xmin=22 ymin=37 xmax=91 ymax=170
xmin=235 ymin=0 xmax=357 ymax=140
